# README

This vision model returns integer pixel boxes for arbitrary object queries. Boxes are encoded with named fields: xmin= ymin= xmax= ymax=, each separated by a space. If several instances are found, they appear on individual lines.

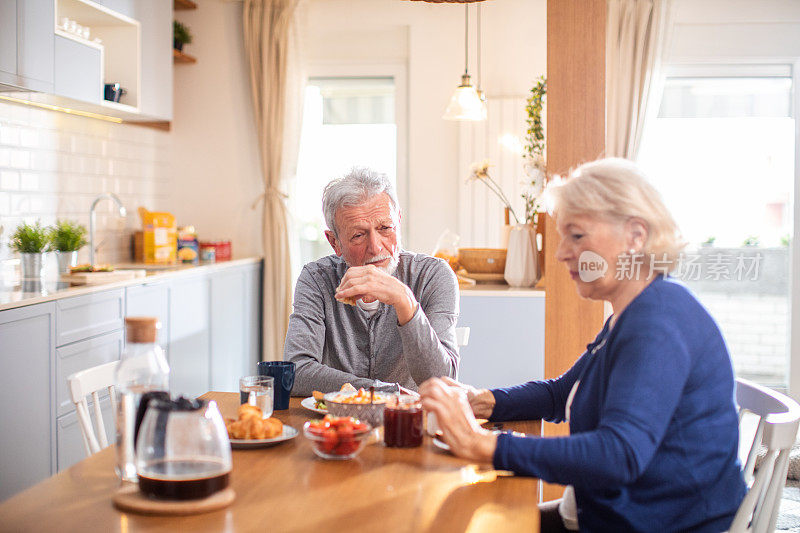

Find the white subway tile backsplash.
xmin=0 ymin=125 xmax=19 ymax=146
xmin=0 ymin=103 xmax=170 ymax=264
xmin=10 ymin=150 xmax=29 ymax=169
xmin=1 ymin=170 xmax=19 ymax=190
xmin=19 ymin=128 xmax=38 ymax=149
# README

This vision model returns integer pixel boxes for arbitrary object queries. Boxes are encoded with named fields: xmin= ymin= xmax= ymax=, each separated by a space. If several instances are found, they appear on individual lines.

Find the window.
xmin=638 ymin=66 xmax=795 ymax=391
xmin=290 ymin=77 xmax=398 ymax=268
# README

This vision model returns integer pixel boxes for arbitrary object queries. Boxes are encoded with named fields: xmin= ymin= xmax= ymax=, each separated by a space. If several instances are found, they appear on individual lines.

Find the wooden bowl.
xmin=457 ymin=248 xmax=507 ymax=274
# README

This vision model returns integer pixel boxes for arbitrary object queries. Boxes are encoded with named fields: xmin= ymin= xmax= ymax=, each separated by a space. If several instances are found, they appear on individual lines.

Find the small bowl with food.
xmin=303 ymin=415 xmax=372 ymax=460
xmin=323 ymin=388 xmax=392 ymax=428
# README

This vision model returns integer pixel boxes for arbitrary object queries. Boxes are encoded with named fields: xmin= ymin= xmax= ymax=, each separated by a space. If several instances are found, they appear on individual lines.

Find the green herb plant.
xmin=173 ymin=20 xmax=193 ymax=46
xmin=9 ymin=221 xmax=51 ymax=254
xmin=50 ymin=220 xmax=88 ymax=252
xmin=521 ymin=75 xmax=547 ymax=224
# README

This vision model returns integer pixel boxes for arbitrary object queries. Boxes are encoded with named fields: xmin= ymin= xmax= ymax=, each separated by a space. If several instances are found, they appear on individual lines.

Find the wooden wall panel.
xmin=542 ymin=0 xmax=607 ymax=502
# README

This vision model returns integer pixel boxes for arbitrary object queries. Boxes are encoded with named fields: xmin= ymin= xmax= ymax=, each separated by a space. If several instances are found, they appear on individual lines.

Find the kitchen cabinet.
xmin=0 ymin=259 xmax=263 ymax=501
xmin=0 ymin=0 xmax=55 ymax=92
xmin=56 ymin=396 xmax=113 ymax=472
xmin=133 ymin=0 xmax=173 ymax=120
xmin=210 ymin=264 xmax=262 ymax=392
xmin=54 ymin=330 xmax=123 ymax=418
xmin=0 ymin=302 xmax=56 ymax=502
xmin=125 ymin=281 xmax=169 ymax=348
xmin=457 ymin=291 xmax=545 ymax=389
xmin=0 ymin=1 xmax=16 ymax=79
xmin=54 ymin=34 xmax=102 ymax=104
xmin=55 ymin=289 xmax=125 ymax=347
xmin=169 ymin=274 xmax=210 ymax=398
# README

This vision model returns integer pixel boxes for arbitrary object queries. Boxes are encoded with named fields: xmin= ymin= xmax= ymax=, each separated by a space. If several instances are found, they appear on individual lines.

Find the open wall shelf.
xmin=55 ymin=0 xmax=141 ymax=110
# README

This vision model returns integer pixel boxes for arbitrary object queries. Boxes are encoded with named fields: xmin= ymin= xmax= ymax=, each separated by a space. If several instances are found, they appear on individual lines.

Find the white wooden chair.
xmin=730 ymin=378 xmax=800 ymax=533
xmin=455 ymin=326 xmax=470 ymax=347
xmin=67 ymin=361 xmax=118 ymax=456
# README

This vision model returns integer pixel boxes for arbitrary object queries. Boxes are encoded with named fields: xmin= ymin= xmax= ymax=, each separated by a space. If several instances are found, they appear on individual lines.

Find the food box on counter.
xmin=199 ymin=241 xmax=232 ymax=261
xmin=177 ymin=226 xmax=199 ymax=264
xmin=139 ymin=208 xmax=176 ymax=264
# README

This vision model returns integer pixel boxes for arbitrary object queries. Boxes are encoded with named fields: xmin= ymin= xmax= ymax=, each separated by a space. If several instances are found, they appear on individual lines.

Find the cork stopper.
xmin=125 ymin=317 xmax=160 ymax=344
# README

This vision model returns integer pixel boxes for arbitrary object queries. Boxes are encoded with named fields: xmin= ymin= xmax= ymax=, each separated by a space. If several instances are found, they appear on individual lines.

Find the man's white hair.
xmin=322 ymin=167 xmax=399 ymax=236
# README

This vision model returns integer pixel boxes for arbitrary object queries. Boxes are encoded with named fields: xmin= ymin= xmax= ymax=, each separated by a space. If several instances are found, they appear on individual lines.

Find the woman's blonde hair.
xmin=545 ymin=157 xmax=686 ymax=269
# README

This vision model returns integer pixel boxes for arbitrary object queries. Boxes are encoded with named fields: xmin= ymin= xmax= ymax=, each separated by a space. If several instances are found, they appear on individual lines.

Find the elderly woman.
xmin=420 ymin=158 xmax=746 ymax=532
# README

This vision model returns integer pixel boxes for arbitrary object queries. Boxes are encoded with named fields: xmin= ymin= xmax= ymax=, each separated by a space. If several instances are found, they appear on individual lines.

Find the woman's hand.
xmin=419 ymin=378 xmax=498 ymax=463
xmin=440 ymin=376 xmax=496 ymax=419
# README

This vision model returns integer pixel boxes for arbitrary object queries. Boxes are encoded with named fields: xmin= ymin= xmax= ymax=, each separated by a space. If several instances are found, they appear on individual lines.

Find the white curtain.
xmin=243 ymin=0 xmax=303 ymax=361
xmin=606 ymin=0 xmax=672 ymax=159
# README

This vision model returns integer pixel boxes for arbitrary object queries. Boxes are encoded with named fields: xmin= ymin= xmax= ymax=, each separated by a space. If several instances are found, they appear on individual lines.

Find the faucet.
xmin=89 ymin=193 xmax=127 ymax=266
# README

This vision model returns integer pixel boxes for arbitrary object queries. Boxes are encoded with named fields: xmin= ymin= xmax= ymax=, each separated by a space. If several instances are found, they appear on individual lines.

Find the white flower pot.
xmin=504 ymin=224 xmax=539 ymax=287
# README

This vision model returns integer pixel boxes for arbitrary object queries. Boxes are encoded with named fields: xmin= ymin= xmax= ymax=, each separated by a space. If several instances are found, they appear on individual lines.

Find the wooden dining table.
xmin=0 ymin=393 xmax=541 ymax=532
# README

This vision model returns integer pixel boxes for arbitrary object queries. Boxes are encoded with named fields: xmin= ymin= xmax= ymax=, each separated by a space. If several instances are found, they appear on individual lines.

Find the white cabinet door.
xmin=0 ymin=0 xmax=16 ymax=78
xmin=169 ymin=275 xmax=210 ymax=398
xmin=210 ymin=268 xmax=246 ymax=393
xmin=56 ymin=397 xmax=113 ymax=472
xmin=457 ymin=295 xmax=545 ymax=389
xmin=55 ymin=330 xmax=123 ymax=417
xmin=126 ymin=282 xmax=169 ymax=348
xmin=243 ymin=262 xmax=262 ymax=369
xmin=54 ymin=35 xmax=103 ymax=104
xmin=15 ymin=0 xmax=54 ymax=91
xmin=133 ymin=0 xmax=172 ymax=120
xmin=0 ymin=302 xmax=56 ymax=501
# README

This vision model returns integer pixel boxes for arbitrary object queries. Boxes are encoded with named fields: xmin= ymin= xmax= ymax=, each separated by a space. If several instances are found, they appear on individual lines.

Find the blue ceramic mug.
xmin=257 ymin=361 xmax=295 ymax=410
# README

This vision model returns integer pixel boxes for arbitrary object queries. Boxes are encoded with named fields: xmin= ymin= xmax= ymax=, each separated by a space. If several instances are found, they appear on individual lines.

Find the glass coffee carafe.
xmin=135 ymin=397 xmax=232 ymax=500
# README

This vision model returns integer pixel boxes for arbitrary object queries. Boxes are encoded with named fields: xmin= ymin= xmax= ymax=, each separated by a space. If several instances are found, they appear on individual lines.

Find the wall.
xmin=0 ymin=101 xmax=170 ymax=274
xmin=302 ymin=0 xmax=546 ymax=253
xmin=168 ymin=0 xmax=264 ymax=258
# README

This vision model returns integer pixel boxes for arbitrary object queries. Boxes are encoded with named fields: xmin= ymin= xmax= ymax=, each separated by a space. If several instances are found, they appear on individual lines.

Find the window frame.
xmin=303 ymin=61 xmax=409 ymax=240
xmin=651 ymin=61 xmax=799 ymax=397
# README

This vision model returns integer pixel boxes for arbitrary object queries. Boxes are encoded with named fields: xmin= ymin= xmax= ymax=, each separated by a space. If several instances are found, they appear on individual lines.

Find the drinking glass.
xmin=239 ymin=375 xmax=274 ymax=419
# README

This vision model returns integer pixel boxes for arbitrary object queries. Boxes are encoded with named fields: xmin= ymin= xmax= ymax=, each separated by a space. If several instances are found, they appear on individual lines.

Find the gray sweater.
xmin=284 ymin=251 xmax=460 ymax=396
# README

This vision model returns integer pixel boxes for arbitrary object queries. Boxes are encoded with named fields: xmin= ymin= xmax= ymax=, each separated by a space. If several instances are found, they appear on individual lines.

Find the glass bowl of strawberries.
xmin=303 ymin=415 xmax=373 ymax=460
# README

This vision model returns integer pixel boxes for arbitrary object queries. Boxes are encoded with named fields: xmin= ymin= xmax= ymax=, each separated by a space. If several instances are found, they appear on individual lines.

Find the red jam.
xmin=384 ymin=399 xmax=423 ymax=448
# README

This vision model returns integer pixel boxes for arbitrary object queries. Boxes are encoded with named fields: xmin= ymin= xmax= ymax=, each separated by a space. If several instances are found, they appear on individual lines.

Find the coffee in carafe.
xmin=135 ymin=397 xmax=232 ymax=500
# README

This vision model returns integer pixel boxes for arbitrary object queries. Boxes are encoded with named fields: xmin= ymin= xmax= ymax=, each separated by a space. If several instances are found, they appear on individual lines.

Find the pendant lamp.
xmin=443 ymin=4 xmax=486 ymax=121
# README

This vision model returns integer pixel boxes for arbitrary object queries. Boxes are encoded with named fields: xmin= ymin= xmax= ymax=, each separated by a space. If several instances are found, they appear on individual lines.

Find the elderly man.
xmin=284 ymin=167 xmax=459 ymax=396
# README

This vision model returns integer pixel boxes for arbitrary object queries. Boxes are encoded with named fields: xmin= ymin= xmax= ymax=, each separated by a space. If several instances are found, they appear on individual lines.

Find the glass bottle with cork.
xmin=115 ymin=317 xmax=170 ymax=482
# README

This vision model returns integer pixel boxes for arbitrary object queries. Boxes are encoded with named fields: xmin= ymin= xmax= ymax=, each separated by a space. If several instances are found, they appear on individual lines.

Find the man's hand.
xmin=335 ymin=265 xmax=418 ymax=325
xmin=419 ymin=377 xmax=497 ymax=463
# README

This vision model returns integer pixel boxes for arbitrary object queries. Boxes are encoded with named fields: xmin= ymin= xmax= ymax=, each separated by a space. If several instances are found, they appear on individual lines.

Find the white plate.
xmin=301 ymin=396 xmax=328 ymax=415
xmin=229 ymin=424 xmax=298 ymax=449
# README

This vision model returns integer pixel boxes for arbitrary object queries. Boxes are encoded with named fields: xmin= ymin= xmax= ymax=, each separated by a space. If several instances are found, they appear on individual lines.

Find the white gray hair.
xmin=322 ymin=167 xmax=398 ymax=236
xmin=545 ymin=157 xmax=686 ymax=269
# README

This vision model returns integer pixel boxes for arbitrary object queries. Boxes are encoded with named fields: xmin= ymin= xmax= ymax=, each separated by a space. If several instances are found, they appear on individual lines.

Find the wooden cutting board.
xmin=61 ymin=270 xmax=146 ymax=285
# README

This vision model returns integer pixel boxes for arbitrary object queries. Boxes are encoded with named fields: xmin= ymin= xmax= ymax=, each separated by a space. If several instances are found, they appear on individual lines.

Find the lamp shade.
xmin=443 ymin=74 xmax=486 ymax=121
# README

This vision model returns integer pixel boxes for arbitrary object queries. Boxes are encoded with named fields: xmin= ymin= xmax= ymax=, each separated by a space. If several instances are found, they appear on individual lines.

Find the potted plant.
xmin=9 ymin=220 xmax=51 ymax=279
xmin=173 ymin=20 xmax=193 ymax=52
xmin=50 ymin=220 xmax=88 ymax=273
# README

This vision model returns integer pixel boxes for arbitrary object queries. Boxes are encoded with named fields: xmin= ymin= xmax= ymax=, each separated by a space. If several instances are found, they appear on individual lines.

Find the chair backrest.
xmin=730 ymin=378 xmax=800 ymax=533
xmin=455 ymin=327 xmax=470 ymax=347
xmin=67 ymin=361 xmax=119 ymax=457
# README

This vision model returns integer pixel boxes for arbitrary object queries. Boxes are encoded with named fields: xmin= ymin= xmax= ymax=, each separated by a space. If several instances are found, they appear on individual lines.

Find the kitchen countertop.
xmin=459 ymin=284 xmax=545 ymax=297
xmin=0 ymin=257 xmax=262 ymax=312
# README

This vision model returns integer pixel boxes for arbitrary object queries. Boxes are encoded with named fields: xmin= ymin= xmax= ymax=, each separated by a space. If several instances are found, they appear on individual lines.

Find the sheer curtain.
xmin=243 ymin=0 xmax=303 ymax=361
xmin=606 ymin=0 xmax=672 ymax=159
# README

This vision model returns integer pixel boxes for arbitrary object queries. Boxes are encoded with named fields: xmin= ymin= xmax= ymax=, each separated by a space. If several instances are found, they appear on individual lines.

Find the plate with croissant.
xmin=226 ymin=404 xmax=298 ymax=449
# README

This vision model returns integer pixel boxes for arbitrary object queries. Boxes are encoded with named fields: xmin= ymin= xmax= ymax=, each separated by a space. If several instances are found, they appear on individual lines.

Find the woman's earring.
xmin=628 ymin=248 xmax=636 ymax=255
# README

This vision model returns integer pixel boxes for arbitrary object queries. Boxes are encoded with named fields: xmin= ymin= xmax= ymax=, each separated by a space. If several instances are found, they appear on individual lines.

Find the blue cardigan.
xmin=491 ymin=276 xmax=746 ymax=532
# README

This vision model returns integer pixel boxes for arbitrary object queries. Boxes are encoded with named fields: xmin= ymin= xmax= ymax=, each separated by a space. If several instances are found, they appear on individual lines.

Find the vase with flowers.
xmin=466 ymin=77 xmax=546 ymax=287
